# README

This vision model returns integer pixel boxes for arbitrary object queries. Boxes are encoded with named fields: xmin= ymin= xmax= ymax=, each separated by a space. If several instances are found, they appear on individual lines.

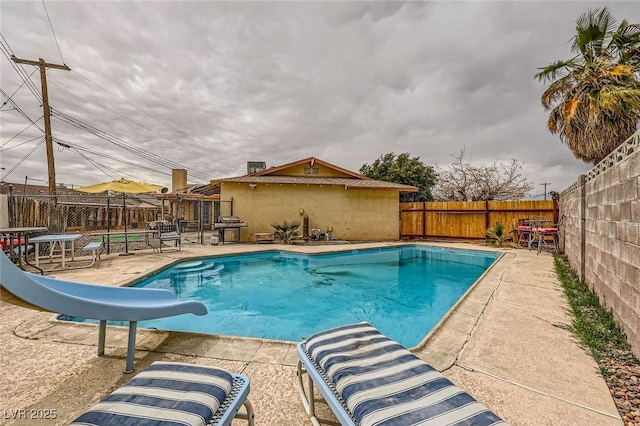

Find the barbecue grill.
xmin=213 ymin=216 xmax=248 ymax=243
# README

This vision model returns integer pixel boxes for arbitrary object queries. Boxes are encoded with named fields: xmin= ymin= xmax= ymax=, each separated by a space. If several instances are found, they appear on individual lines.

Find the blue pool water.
xmin=62 ymin=246 xmax=499 ymax=347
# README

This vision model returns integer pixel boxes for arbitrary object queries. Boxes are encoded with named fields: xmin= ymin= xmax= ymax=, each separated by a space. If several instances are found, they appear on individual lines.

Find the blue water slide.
xmin=0 ymin=251 xmax=207 ymax=372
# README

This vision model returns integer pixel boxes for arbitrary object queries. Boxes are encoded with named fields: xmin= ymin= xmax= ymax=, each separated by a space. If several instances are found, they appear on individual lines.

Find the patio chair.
xmin=70 ymin=361 xmax=254 ymax=426
xmin=0 ymin=250 xmax=207 ymax=373
xmin=514 ymin=218 xmax=532 ymax=248
xmin=533 ymin=215 xmax=565 ymax=255
xmin=297 ymin=322 xmax=508 ymax=426
xmin=518 ymin=216 xmax=550 ymax=250
xmin=156 ymin=222 xmax=182 ymax=253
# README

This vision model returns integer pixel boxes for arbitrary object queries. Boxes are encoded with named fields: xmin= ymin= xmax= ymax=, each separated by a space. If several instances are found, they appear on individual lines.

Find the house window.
xmin=202 ymin=202 xmax=211 ymax=224
xmin=304 ymin=167 xmax=319 ymax=175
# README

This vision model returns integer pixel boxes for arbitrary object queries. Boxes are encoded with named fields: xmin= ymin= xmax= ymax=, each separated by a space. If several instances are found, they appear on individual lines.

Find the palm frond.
xmin=599 ymin=85 xmax=640 ymax=111
xmin=563 ymin=98 xmax=581 ymax=119
xmin=608 ymin=21 xmax=640 ymax=56
xmin=572 ymin=8 xmax=615 ymax=59
xmin=534 ymin=59 xmax=576 ymax=82
xmin=541 ymin=75 xmax=578 ymax=109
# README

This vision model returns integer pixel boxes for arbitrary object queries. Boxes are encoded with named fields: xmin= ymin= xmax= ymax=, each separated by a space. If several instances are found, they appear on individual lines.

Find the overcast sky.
xmin=1 ymin=1 xmax=637 ymax=197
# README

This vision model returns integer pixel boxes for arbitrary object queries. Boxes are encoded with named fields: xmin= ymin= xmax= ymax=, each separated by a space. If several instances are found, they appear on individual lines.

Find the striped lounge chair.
xmin=70 ymin=362 xmax=254 ymax=426
xmin=296 ymin=322 xmax=508 ymax=426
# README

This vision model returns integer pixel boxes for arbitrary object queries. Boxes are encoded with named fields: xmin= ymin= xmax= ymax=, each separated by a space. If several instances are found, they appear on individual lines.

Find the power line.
xmin=41 ymin=0 xmax=66 ymax=65
xmin=55 ymin=137 xmax=173 ymax=178
xmin=51 ymin=108 xmax=210 ymax=181
xmin=0 ymin=67 xmax=37 ymax=109
xmin=1 ymin=134 xmax=44 ymax=152
xmin=0 ymin=89 xmax=45 ymax=132
xmin=68 ymin=148 xmax=120 ymax=181
xmin=0 ymin=41 xmax=42 ymax=101
xmin=0 ymin=32 xmax=15 ymax=56
xmin=0 ymin=119 xmax=43 ymax=149
xmin=0 ymin=138 xmax=45 ymax=181
xmin=0 ymin=33 xmax=43 ymax=101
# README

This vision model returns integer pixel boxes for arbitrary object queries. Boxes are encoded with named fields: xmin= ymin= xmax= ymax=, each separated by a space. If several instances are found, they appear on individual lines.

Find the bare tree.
xmin=434 ymin=150 xmax=534 ymax=201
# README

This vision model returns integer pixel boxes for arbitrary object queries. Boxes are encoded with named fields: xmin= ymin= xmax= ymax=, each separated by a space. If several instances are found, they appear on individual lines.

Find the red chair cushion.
xmin=0 ymin=238 xmax=26 ymax=250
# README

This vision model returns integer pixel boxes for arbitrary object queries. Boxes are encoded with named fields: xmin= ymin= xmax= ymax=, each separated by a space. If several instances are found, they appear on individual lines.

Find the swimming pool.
xmin=62 ymin=245 xmax=499 ymax=347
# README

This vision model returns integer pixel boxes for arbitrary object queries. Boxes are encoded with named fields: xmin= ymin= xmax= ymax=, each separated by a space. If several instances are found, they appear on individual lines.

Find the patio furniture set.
xmin=0 ymin=223 xmax=183 ymax=273
xmin=514 ymin=215 xmax=564 ymax=254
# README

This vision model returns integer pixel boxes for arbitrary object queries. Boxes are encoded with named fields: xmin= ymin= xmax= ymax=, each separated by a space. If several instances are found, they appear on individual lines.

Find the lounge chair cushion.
xmin=70 ymin=362 xmax=234 ymax=426
xmin=301 ymin=322 xmax=507 ymax=426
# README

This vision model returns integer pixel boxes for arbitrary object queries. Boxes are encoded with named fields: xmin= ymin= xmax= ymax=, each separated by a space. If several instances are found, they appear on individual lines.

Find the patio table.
xmin=29 ymin=233 xmax=83 ymax=269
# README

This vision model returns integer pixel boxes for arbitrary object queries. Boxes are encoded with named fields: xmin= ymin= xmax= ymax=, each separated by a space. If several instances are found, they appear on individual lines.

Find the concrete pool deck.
xmin=0 ymin=241 xmax=623 ymax=425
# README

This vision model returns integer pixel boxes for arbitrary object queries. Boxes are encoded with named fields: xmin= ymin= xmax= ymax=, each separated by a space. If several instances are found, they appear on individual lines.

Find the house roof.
xmin=210 ymin=157 xmax=418 ymax=192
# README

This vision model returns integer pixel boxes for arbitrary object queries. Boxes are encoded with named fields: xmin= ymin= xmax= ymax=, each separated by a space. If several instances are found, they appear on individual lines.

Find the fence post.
xmin=579 ymin=174 xmax=586 ymax=282
xmin=8 ymin=185 xmax=15 ymax=228
xmin=484 ymin=200 xmax=490 ymax=230
xmin=422 ymin=202 xmax=427 ymax=239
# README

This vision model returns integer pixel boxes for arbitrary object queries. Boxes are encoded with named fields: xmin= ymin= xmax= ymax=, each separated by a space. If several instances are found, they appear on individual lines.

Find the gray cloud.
xmin=1 ymin=0 xmax=637 ymax=197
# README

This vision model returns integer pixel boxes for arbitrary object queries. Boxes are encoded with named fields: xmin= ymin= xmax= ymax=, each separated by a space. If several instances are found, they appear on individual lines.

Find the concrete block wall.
xmin=559 ymin=135 xmax=640 ymax=358
xmin=558 ymin=182 xmax=582 ymax=274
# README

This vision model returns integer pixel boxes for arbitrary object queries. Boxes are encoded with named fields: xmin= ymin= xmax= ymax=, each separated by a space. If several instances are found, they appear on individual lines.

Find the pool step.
xmin=170 ymin=260 xmax=222 ymax=275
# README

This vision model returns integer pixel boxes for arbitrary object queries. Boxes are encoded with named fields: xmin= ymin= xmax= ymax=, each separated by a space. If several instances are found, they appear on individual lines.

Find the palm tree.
xmin=485 ymin=222 xmax=512 ymax=248
xmin=536 ymin=7 xmax=640 ymax=164
xmin=270 ymin=220 xmax=301 ymax=244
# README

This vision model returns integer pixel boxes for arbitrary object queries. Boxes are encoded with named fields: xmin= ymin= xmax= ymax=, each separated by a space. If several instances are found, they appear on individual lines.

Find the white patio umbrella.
xmin=77 ymin=179 xmax=163 ymax=255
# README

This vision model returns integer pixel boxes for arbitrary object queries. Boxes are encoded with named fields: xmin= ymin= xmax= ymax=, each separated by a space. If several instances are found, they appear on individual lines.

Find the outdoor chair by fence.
xmin=0 ymin=250 xmax=207 ymax=373
xmin=533 ymin=215 xmax=565 ymax=255
xmin=514 ymin=218 xmax=533 ymax=248
xmin=156 ymin=222 xmax=181 ymax=253
xmin=297 ymin=321 xmax=508 ymax=426
xmin=70 ymin=361 xmax=254 ymax=426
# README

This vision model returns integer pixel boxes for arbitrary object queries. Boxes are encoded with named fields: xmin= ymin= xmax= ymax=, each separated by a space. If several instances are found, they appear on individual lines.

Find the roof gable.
xmin=253 ymin=157 xmax=371 ymax=180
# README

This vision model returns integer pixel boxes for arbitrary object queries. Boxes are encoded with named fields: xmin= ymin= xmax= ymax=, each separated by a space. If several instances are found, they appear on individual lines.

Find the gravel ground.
xmin=602 ymin=349 xmax=640 ymax=425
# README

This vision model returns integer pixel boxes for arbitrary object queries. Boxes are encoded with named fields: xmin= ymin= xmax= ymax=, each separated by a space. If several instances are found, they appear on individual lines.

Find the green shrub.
xmin=485 ymin=221 xmax=512 ymax=247
xmin=270 ymin=220 xmax=301 ymax=244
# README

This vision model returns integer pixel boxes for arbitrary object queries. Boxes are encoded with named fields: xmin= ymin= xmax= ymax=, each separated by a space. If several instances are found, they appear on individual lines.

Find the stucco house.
xmin=204 ymin=157 xmax=418 ymax=242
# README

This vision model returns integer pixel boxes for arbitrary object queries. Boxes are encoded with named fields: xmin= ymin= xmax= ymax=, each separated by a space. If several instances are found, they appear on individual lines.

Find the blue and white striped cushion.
xmin=303 ymin=322 xmax=508 ymax=426
xmin=70 ymin=362 xmax=233 ymax=426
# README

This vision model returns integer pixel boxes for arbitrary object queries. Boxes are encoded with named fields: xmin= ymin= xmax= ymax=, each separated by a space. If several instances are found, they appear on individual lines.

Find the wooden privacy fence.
xmin=400 ymin=200 xmax=558 ymax=240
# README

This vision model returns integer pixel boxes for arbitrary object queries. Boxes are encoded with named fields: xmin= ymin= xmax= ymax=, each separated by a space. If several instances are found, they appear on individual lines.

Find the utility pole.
xmin=11 ymin=56 xmax=70 ymax=203
xmin=540 ymin=182 xmax=551 ymax=200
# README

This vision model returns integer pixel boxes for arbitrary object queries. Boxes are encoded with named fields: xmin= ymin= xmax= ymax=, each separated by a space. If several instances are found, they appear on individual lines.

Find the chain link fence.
xmin=3 ymin=189 xmax=232 ymax=255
